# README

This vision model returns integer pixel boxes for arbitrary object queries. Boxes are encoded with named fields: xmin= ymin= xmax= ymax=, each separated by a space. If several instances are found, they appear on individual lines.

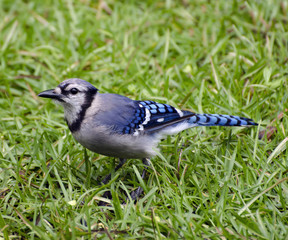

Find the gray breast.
xmin=72 ymin=123 xmax=159 ymax=159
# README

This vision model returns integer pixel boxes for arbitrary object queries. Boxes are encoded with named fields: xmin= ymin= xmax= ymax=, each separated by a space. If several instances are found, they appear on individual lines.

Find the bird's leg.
xmin=101 ymin=158 xmax=127 ymax=185
xmin=130 ymin=158 xmax=151 ymax=201
xmin=98 ymin=158 xmax=127 ymax=206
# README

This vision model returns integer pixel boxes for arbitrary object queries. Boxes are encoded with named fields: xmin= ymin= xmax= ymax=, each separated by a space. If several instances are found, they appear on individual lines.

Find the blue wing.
xmin=95 ymin=94 xmax=257 ymax=136
xmin=122 ymin=100 xmax=195 ymax=134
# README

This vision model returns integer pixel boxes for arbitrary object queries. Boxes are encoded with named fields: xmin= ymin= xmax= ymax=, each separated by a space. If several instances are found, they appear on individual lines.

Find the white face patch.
xmin=57 ymin=84 xmax=90 ymax=125
xmin=54 ymin=87 xmax=61 ymax=94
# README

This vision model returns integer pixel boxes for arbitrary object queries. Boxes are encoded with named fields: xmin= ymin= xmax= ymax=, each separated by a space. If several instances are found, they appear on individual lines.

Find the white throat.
xmin=62 ymin=103 xmax=83 ymax=125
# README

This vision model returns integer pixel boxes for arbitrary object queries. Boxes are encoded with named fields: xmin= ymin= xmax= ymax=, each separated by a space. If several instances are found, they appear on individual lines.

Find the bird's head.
xmin=38 ymin=78 xmax=98 ymax=126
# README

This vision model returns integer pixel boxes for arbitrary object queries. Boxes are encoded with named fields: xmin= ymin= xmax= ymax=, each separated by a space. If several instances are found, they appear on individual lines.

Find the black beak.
xmin=38 ymin=89 xmax=63 ymax=101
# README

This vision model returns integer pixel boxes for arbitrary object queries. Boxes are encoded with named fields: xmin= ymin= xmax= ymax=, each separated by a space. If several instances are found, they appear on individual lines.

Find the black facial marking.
xmin=59 ymin=83 xmax=71 ymax=96
xmin=68 ymin=88 xmax=98 ymax=132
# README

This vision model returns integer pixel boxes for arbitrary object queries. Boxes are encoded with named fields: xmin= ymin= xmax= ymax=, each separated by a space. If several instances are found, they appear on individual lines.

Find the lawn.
xmin=1 ymin=0 xmax=288 ymax=239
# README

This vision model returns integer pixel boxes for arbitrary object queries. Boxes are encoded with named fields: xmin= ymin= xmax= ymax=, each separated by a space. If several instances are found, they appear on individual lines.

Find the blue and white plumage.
xmin=38 ymin=78 xmax=257 ymax=159
xmin=38 ymin=78 xmax=258 ymax=200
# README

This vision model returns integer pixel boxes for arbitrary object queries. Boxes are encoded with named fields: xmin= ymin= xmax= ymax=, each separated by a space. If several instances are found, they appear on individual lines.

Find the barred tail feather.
xmin=189 ymin=114 xmax=258 ymax=127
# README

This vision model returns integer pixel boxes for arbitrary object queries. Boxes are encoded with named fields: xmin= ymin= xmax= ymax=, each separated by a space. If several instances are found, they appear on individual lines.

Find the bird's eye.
xmin=70 ymin=88 xmax=79 ymax=95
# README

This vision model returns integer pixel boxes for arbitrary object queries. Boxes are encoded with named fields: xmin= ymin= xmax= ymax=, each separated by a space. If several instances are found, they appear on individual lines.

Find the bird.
xmin=38 ymin=78 xmax=258 ymax=201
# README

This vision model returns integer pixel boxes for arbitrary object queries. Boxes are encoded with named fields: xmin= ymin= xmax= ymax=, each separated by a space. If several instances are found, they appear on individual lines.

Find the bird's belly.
xmin=72 ymin=129 xmax=159 ymax=159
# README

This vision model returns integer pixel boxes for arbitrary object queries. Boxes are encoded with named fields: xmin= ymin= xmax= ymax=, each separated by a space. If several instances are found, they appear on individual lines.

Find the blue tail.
xmin=189 ymin=114 xmax=258 ymax=127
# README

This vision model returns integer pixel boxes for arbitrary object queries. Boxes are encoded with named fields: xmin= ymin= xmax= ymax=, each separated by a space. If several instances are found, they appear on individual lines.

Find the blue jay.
xmin=38 ymin=78 xmax=257 ymax=200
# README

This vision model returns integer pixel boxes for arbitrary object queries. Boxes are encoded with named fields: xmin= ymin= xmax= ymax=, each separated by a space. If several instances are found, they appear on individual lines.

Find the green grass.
xmin=1 ymin=0 xmax=288 ymax=239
